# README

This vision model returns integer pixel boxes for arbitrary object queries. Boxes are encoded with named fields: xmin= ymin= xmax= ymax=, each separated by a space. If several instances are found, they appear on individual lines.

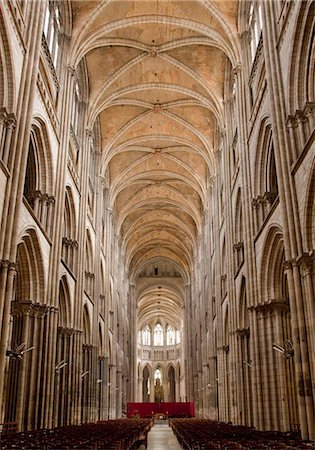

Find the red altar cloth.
xmin=127 ymin=402 xmax=195 ymax=418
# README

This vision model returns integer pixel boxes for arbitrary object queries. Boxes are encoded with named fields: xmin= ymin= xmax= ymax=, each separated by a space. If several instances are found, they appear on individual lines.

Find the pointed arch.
xmin=142 ymin=365 xmax=150 ymax=402
xmin=15 ymin=229 xmax=45 ymax=304
xmin=23 ymin=119 xmax=54 ymax=233
xmin=254 ymin=120 xmax=278 ymax=200
xmin=64 ymin=186 xmax=76 ymax=240
xmin=62 ymin=186 xmax=77 ymax=272
xmin=99 ymin=322 xmax=104 ymax=355
xmin=304 ymin=160 xmax=315 ymax=250
xmin=58 ymin=276 xmax=71 ymax=328
xmin=168 ymin=364 xmax=176 ymax=402
xmin=239 ymin=276 xmax=248 ymax=330
xmin=234 ymin=188 xmax=244 ymax=272
xmin=153 ymin=322 xmax=164 ymax=346
xmin=84 ymin=229 xmax=94 ymax=298
xmin=288 ymin=0 xmax=315 ymax=112
xmin=260 ymin=226 xmax=286 ymax=301
xmin=0 ymin=8 xmax=15 ymax=110
xmin=83 ymin=303 xmax=91 ymax=345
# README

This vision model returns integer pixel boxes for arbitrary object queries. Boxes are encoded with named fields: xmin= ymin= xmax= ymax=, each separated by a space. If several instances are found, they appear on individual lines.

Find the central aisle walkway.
xmin=146 ymin=420 xmax=183 ymax=450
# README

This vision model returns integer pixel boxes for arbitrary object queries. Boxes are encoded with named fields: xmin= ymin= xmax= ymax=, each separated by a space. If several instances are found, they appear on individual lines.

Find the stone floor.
xmin=146 ymin=420 xmax=183 ymax=449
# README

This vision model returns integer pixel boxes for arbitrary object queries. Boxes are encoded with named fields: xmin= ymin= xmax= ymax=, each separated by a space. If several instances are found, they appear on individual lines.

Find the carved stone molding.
xmin=235 ymin=327 xmax=250 ymax=337
xmin=296 ymin=251 xmax=314 ymax=276
xmin=253 ymin=299 xmax=289 ymax=315
xmin=233 ymin=242 xmax=244 ymax=252
xmin=249 ymin=36 xmax=263 ymax=85
xmin=58 ymin=326 xmax=76 ymax=336
xmin=149 ymin=47 xmax=158 ymax=57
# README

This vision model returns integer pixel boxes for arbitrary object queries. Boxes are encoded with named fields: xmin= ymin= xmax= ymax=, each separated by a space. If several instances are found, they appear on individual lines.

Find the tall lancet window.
xmin=153 ymin=323 xmax=164 ymax=346
xmin=248 ymin=2 xmax=263 ymax=62
xmin=142 ymin=325 xmax=151 ymax=346
xmin=166 ymin=325 xmax=175 ymax=346
xmin=154 ymin=367 xmax=162 ymax=384
xmin=43 ymin=1 xmax=62 ymax=68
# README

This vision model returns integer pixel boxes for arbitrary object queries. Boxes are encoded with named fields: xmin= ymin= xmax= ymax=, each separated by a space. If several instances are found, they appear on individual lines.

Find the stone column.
xmin=184 ymin=283 xmax=192 ymax=400
xmin=0 ymin=1 xmax=46 ymax=419
xmin=262 ymin=2 xmax=314 ymax=439
xmin=0 ymin=260 xmax=16 ymax=423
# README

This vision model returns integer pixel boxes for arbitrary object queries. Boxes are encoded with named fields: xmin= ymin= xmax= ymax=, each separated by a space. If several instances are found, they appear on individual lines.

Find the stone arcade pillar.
xmin=262 ymin=1 xmax=315 ymax=440
xmin=0 ymin=1 xmax=46 ymax=422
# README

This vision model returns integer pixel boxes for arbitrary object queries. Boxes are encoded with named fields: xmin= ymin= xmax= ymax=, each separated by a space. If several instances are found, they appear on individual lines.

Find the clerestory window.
xmin=248 ymin=2 xmax=263 ymax=62
xmin=153 ymin=323 xmax=164 ymax=346
xmin=43 ymin=1 xmax=62 ymax=68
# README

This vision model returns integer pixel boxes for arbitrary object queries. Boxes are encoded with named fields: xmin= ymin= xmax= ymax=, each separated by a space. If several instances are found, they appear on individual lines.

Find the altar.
xmin=127 ymin=402 xmax=195 ymax=418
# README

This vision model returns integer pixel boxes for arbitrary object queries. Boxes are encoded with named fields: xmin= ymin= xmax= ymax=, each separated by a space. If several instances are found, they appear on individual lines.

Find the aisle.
xmin=146 ymin=420 xmax=182 ymax=450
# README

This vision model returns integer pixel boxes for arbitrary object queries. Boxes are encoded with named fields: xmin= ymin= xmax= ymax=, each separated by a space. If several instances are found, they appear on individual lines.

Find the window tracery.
xmin=248 ymin=2 xmax=263 ymax=62
xmin=142 ymin=325 xmax=151 ymax=346
xmin=153 ymin=323 xmax=164 ymax=346
xmin=166 ymin=325 xmax=175 ymax=346
xmin=43 ymin=1 xmax=62 ymax=68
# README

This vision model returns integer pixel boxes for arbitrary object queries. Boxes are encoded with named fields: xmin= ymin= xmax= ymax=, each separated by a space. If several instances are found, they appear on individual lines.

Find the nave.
xmin=0 ymin=0 xmax=314 ymax=444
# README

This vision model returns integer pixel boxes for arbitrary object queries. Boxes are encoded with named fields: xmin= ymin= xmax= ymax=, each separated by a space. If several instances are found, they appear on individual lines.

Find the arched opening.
xmin=168 ymin=365 xmax=176 ymax=402
xmin=81 ymin=304 xmax=92 ymax=423
xmin=260 ymin=227 xmax=299 ymax=432
xmin=23 ymin=139 xmax=37 ymax=209
xmin=238 ymin=277 xmax=253 ymax=426
xmin=4 ymin=230 xmax=46 ymax=431
xmin=153 ymin=323 xmax=164 ymax=346
xmin=54 ymin=276 xmax=71 ymax=427
xmin=154 ymin=366 xmax=164 ymax=402
xmin=142 ymin=366 xmax=150 ymax=402
xmin=62 ymin=186 xmax=77 ymax=273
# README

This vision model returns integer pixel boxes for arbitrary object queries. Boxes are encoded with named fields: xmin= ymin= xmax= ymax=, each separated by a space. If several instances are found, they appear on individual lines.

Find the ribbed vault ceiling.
xmin=70 ymin=0 xmax=239 ymax=323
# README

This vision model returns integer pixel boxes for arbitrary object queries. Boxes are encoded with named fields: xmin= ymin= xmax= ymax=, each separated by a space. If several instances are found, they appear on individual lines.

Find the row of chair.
xmin=0 ymin=419 xmax=152 ymax=449
xmin=170 ymin=419 xmax=315 ymax=450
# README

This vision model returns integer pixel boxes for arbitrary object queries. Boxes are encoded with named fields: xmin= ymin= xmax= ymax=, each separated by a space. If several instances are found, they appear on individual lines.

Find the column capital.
xmin=86 ymin=128 xmax=94 ymax=139
xmin=5 ymin=112 xmax=17 ymax=129
xmin=296 ymin=251 xmax=313 ymax=275
xmin=67 ymin=65 xmax=76 ymax=77
xmin=233 ymin=63 xmax=242 ymax=76
xmin=1 ymin=259 xmax=12 ymax=270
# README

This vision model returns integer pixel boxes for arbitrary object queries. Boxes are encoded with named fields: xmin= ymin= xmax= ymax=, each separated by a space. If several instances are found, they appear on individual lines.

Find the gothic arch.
xmin=142 ymin=365 xmax=150 ymax=402
xmin=15 ymin=229 xmax=45 ymax=304
xmin=23 ymin=118 xmax=54 ymax=234
xmin=288 ymin=0 xmax=315 ymax=112
xmin=84 ymin=229 xmax=94 ymax=298
xmin=223 ymin=304 xmax=229 ymax=346
xmin=238 ymin=276 xmax=248 ymax=330
xmin=27 ymin=118 xmax=53 ymax=195
xmin=0 ymin=7 xmax=15 ymax=110
xmin=254 ymin=119 xmax=278 ymax=199
xmin=258 ymin=226 xmax=298 ymax=430
xmin=167 ymin=364 xmax=176 ymax=402
xmin=99 ymin=322 xmax=104 ymax=355
xmin=234 ymin=188 xmax=244 ymax=272
xmin=100 ymin=259 xmax=105 ymax=297
xmin=64 ymin=186 xmax=76 ymax=240
xmin=234 ymin=188 xmax=243 ymax=243
xmin=62 ymin=186 xmax=77 ymax=271
xmin=58 ymin=276 xmax=71 ymax=328
xmin=304 ymin=160 xmax=315 ymax=250
xmin=86 ymin=230 xmax=93 ymax=271
xmin=83 ymin=304 xmax=91 ymax=344
xmin=5 ymin=229 xmax=47 ymax=430
xmin=221 ymin=237 xmax=227 ymax=299
xmin=260 ymin=226 xmax=285 ymax=301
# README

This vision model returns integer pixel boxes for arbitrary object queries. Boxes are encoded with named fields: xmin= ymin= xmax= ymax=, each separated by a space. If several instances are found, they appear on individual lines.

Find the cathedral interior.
xmin=0 ymin=0 xmax=314 ymax=446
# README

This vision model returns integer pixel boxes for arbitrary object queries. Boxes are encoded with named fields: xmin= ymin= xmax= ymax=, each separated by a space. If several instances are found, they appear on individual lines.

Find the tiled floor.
xmin=146 ymin=420 xmax=183 ymax=449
